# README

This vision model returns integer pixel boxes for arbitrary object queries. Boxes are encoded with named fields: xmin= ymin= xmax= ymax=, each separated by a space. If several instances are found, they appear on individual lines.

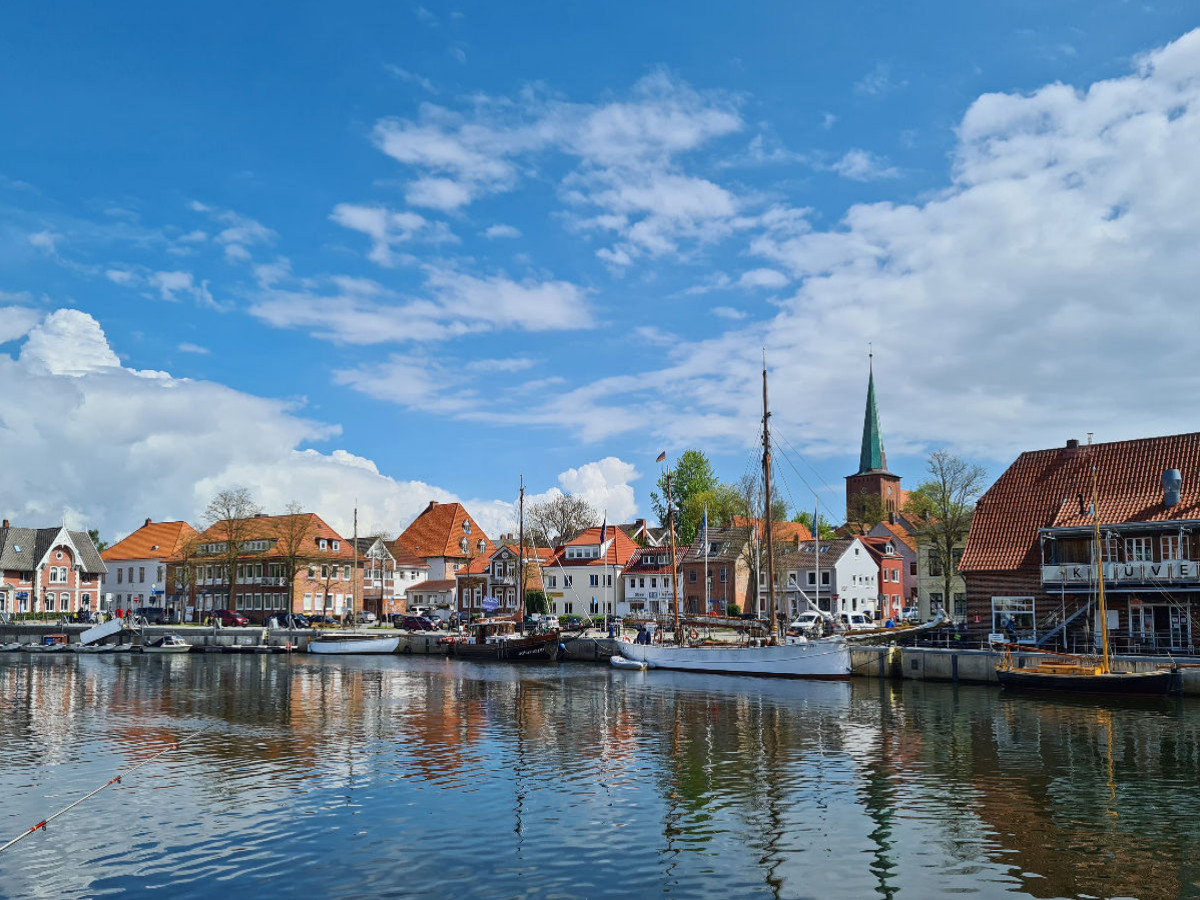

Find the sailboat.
xmin=309 ymin=506 xmax=401 ymax=656
xmin=614 ymin=363 xmax=851 ymax=679
xmin=995 ymin=447 xmax=1174 ymax=695
xmin=448 ymin=477 xmax=561 ymax=662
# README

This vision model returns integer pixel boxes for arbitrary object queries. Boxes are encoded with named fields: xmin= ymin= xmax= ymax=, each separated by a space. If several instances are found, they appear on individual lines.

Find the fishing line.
xmin=0 ymin=723 xmax=216 ymax=855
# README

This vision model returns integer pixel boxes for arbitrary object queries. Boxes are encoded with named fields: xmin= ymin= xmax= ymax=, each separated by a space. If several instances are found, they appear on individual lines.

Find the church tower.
xmin=845 ymin=355 xmax=904 ymax=522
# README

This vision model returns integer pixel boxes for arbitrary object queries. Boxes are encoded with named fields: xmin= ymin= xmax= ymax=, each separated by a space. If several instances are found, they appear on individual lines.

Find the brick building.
xmin=845 ymin=359 xmax=905 ymax=523
xmin=960 ymin=433 xmax=1200 ymax=652
xmin=0 ymin=521 xmax=107 ymax=616
xmin=169 ymin=512 xmax=361 ymax=624
xmin=679 ymin=526 xmax=753 ymax=616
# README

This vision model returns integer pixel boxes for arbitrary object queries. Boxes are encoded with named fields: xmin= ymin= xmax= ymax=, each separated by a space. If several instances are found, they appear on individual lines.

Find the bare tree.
xmin=203 ymin=487 xmax=263 ymax=611
xmin=903 ymin=450 xmax=988 ymax=615
xmin=844 ymin=491 xmax=888 ymax=534
xmin=526 ymin=493 xmax=598 ymax=547
xmin=272 ymin=502 xmax=318 ymax=611
xmin=168 ymin=533 xmax=202 ymax=622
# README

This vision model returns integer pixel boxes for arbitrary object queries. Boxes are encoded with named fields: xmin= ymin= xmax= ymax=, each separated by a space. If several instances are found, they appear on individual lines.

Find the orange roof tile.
xmin=397 ymin=501 xmax=494 ymax=561
xmin=187 ymin=513 xmax=355 ymax=560
xmin=874 ymin=521 xmax=917 ymax=553
xmin=730 ymin=515 xmax=813 ymax=543
xmin=545 ymin=526 xmax=640 ymax=569
xmin=961 ymin=432 xmax=1200 ymax=572
xmin=103 ymin=520 xmax=200 ymax=561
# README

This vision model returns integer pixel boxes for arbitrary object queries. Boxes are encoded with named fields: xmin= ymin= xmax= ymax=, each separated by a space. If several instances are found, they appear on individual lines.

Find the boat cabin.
xmin=470 ymin=618 xmax=518 ymax=644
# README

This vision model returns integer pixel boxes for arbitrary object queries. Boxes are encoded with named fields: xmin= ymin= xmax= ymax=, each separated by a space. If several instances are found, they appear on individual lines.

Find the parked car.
xmin=308 ymin=614 xmax=339 ymax=627
xmin=396 ymin=615 xmax=435 ymax=631
xmin=354 ymin=611 xmax=378 ymax=626
xmin=135 ymin=606 xmax=169 ymax=625
xmin=70 ymin=610 xmax=98 ymax=624
xmin=788 ymin=611 xmax=829 ymax=636
xmin=901 ymin=607 xmax=921 ymax=623
xmin=561 ymin=615 xmax=585 ymax=630
xmin=838 ymin=613 xmax=874 ymax=632
xmin=211 ymin=609 xmax=250 ymax=627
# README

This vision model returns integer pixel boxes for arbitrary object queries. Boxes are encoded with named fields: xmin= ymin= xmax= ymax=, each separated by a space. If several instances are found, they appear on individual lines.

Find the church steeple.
xmin=857 ymin=353 xmax=889 ymax=475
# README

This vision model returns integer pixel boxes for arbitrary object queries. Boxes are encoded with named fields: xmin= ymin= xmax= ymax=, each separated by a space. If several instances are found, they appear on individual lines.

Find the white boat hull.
xmin=308 ymin=636 xmax=400 ymax=655
xmin=610 ymin=654 xmax=648 ymax=670
xmin=616 ymin=637 xmax=849 ymax=679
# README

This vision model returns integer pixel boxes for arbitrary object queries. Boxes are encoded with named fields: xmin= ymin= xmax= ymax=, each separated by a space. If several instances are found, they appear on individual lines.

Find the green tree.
xmin=524 ymin=591 xmax=550 ymax=615
xmin=793 ymin=511 xmax=837 ymax=540
xmin=87 ymin=528 xmax=108 ymax=553
xmin=651 ymin=450 xmax=719 ymax=546
xmin=903 ymin=450 xmax=987 ymax=615
xmin=844 ymin=491 xmax=888 ymax=533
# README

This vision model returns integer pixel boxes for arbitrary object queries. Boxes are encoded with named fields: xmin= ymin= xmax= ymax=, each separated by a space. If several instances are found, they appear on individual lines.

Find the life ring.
xmin=687 ymin=628 xmax=699 ymax=642
xmin=621 ymin=635 xmax=632 ymax=643
xmin=653 ymin=631 xmax=663 ymax=644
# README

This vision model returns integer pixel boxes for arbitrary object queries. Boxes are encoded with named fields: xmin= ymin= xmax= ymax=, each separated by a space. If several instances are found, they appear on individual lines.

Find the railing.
xmin=1042 ymin=562 xmax=1200 ymax=585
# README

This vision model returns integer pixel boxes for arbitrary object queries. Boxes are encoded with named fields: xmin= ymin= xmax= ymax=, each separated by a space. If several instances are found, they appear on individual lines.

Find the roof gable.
xmin=961 ymin=432 xmax=1200 ymax=572
xmin=104 ymin=520 xmax=200 ymax=562
xmin=397 ymin=501 xmax=494 ymax=560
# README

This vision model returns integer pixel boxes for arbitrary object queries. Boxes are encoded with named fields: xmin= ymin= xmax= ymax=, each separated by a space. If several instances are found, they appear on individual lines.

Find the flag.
xmin=701 ymin=505 xmax=709 ymax=547
xmin=656 ymin=451 xmax=667 ymax=462
xmin=599 ymin=514 xmax=607 ymax=545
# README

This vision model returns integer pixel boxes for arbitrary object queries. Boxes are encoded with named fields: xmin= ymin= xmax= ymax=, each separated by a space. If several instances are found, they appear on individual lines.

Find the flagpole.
xmin=703 ymin=502 xmax=709 ymax=617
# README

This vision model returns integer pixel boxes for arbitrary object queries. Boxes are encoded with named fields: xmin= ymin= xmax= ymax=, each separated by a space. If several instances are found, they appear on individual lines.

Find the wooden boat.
xmin=448 ymin=619 xmax=561 ymax=662
xmin=995 ymin=444 xmax=1173 ymax=697
xmin=617 ymin=364 xmax=850 ymax=681
xmin=144 ymin=634 xmax=192 ymax=654
xmin=308 ymin=634 xmax=400 ymax=655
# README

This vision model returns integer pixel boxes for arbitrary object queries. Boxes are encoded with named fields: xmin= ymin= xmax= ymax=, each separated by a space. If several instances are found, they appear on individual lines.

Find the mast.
xmin=517 ymin=476 xmax=526 ymax=631
xmin=1089 ymin=442 xmax=1111 ymax=673
xmin=762 ymin=357 xmax=778 ymax=637
xmin=351 ymin=504 xmax=358 ymax=624
xmin=665 ymin=467 xmax=681 ymax=640
xmin=813 ymin=497 xmax=820 ymax=624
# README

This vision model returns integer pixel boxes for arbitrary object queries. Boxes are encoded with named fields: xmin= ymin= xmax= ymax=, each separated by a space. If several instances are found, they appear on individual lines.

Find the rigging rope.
xmin=0 ymin=723 xmax=216 ymax=855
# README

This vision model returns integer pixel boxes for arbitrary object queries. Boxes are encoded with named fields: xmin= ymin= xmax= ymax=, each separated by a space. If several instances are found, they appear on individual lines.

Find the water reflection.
xmin=1 ymin=655 xmax=1199 ymax=899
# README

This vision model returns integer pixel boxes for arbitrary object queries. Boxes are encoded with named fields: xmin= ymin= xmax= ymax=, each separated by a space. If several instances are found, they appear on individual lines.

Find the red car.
xmin=212 ymin=609 xmax=250 ymax=627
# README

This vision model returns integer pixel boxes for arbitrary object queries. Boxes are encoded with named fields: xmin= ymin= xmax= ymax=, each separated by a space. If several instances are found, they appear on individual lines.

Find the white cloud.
xmin=483 ymin=223 xmax=522 ymax=239
xmin=28 ymin=230 xmax=58 ymax=253
xmin=178 ymin=342 xmax=209 ymax=354
xmin=0 ymin=307 xmax=582 ymax=544
xmin=250 ymin=266 xmax=592 ymax=344
xmin=711 ymin=306 xmax=747 ymax=320
xmin=105 ymin=269 xmax=136 ymax=285
xmin=149 ymin=270 xmax=215 ymax=307
xmin=854 ymin=62 xmax=907 ymax=97
xmin=737 ymin=268 xmax=788 ymax=289
xmin=188 ymin=203 xmax=275 ymax=264
xmin=830 ymin=148 xmax=899 ymax=181
xmin=384 ymin=65 xmax=438 ymax=94
xmin=329 ymin=203 xmax=454 ymax=266
xmin=405 ymin=176 xmax=474 ymax=211
xmin=555 ymin=457 xmax=640 ymax=522
xmin=0 ymin=305 xmax=42 ymax=344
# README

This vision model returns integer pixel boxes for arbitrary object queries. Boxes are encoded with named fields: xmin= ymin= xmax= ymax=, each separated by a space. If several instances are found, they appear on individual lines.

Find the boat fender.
xmin=687 ymin=628 xmax=699 ymax=642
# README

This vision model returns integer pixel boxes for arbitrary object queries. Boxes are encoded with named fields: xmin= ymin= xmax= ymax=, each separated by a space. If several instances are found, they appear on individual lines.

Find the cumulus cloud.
xmin=829 ymin=148 xmax=899 ymax=181
xmin=0 ymin=307 xmax=617 ymax=544
xmin=523 ymin=457 xmax=641 ymax=529
xmin=483 ymin=223 xmax=522 ymax=239
xmin=329 ymin=203 xmax=456 ymax=266
xmin=0 ymin=305 xmax=42 ymax=344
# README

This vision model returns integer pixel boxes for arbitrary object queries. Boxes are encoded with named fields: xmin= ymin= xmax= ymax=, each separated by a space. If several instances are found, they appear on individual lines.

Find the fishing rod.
xmin=0 ymin=723 xmax=216 ymax=855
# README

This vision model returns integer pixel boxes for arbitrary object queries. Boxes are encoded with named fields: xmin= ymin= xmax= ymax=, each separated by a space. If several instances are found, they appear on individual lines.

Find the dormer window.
xmin=477 ymin=539 xmax=485 ymax=552
xmin=460 ymin=538 xmax=468 ymax=553
xmin=332 ymin=541 xmax=340 ymax=552
xmin=319 ymin=539 xmax=328 ymax=551
xmin=463 ymin=521 xmax=471 ymax=535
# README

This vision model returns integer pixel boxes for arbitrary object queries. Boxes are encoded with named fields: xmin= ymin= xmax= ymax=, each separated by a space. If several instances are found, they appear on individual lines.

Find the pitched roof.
xmin=681 ymin=526 xmax=751 ymax=563
xmin=544 ymin=525 xmax=640 ymax=569
xmin=103 ymin=519 xmax=199 ymax=562
xmin=730 ymin=516 xmax=813 ymax=544
xmin=961 ymin=432 xmax=1200 ymax=573
xmin=856 ymin=362 xmax=891 ymax=475
xmin=0 ymin=526 xmax=107 ymax=573
xmin=188 ymin=513 xmax=354 ymax=560
xmin=410 ymin=579 xmax=456 ymax=592
xmin=780 ymin=539 xmax=857 ymax=566
xmin=621 ymin=546 xmax=680 ymax=576
xmin=860 ymin=535 xmax=903 ymax=562
xmin=388 ymin=540 xmax=431 ymax=569
xmin=869 ymin=521 xmax=917 ymax=553
xmin=396 ymin=501 xmax=494 ymax=561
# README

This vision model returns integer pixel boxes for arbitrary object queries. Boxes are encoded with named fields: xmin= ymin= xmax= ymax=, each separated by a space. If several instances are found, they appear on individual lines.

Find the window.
xmin=343 ymin=565 xmax=351 ymax=580
xmin=650 ymin=577 xmax=657 ymax=588
xmin=127 ymin=567 xmax=134 ymax=583
xmin=117 ymin=569 xmax=123 ymax=584
xmin=46 ymin=594 xmax=56 ymax=612
xmin=807 ymin=572 xmax=816 ymax=585
xmin=689 ymin=570 xmax=697 ymax=583
xmin=307 ymin=566 xmax=316 ymax=579
xmin=639 ymin=578 xmax=645 ymax=588
xmin=139 ymin=567 xmax=145 ymax=582
xmin=589 ymin=574 xmax=599 ymax=587
xmin=547 ymin=575 xmax=556 ymax=588
xmin=81 ymin=593 xmax=90 ymax=605
xmin=157 ymin=566 xmax=164 ymax=582
xmin=821 ymin=572 xmax=830 ymax=585
xmin=319 ymin=539 xmax=327 ymax=551
xmin=1162 ymin=535 xmax=1188 ymax=561
xmin=928 ymin=550 xmax=943 ymax=577
xmin=1125 ymin=537 xmax=1152 ymax=563
xmin=720 ymin=568 xmax=727 ymax=583
xmin=321 ymin=565 xmax=330 ymax=578
xmin=463 ymin=521 xmax=471 ymax=534
xmin=332 ymin=541 xmax=340 ymax=551
xmin=564 ymin=576 xmax=573 ymax=587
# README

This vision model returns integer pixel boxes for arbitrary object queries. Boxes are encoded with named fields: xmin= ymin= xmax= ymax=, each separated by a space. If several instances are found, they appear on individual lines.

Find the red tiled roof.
xmin=545 ymin=526 xmax=640 ymax=569
xmin=410 ymin=579 xmax=457 ymax=592
xmin=103 ymin=520 xmax=199 ymax=561
xmin=861 ymin=536 xmax=902 ymax=561
xmin=390 ymin=543 xmax=431 ymax=569
xmin=397 ymin=501 xmax=494 ymax=561
xmin=730 ymin=515 xmax=813 ymax=543
xmin=873 ymin=521 xmax=917 ymax=553
xmin=961 ymin=433 xmax=1200 ymax=572
xmin=187 ymin=513 xmax=353 ymax=560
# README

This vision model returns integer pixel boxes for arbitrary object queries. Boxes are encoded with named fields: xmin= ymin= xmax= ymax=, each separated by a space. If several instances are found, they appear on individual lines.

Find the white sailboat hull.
xmin=616 ymin=637 xmax=850 ymax=679
xmin=308 ymin=635 xmax=400 ymax=655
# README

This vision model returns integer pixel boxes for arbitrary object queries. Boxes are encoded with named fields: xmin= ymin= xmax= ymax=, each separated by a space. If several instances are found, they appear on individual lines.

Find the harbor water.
xmin=0 ymin=653 xmax=1198 ymax=899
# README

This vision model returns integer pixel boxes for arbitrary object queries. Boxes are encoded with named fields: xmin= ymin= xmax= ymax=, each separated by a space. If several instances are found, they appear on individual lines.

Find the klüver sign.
xmin=1045 ymin=561 xmax=1200 ymax=583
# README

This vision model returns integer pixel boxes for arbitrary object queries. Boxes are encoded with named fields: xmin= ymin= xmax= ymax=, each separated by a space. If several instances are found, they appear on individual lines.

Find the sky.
xmin=2 ymin=1 xmax=1199 ymax=544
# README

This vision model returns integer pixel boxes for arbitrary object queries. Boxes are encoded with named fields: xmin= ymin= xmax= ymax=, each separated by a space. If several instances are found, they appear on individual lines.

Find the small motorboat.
xmin=610 ymin=655 xmax=649 ymax=671
xmin=144 ymin=634 xmax=193 ymax=654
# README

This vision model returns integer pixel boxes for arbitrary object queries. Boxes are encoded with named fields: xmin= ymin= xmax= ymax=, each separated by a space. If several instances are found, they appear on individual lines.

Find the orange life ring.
xmin=621 ymin=635 xmax=632 ymax=643
xmin=687 ymin=628 xmax=699 ymax=642
xmin=653 ymin=631 xmax=663 ymax=644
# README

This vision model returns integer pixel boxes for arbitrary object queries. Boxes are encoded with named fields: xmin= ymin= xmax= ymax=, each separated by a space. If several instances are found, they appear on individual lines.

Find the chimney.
xmin=426 ymin=501 xmax=438 ymax=513
xmin=1066 ymin=438 xmax=1080 ymax=449
xmin=144 ymin=517 xmax=152 ymax=527
xmin=1163 ymin=469 xmax=1182 ymax=507
xmin=1 ymin=519 xmax=8 ymax=529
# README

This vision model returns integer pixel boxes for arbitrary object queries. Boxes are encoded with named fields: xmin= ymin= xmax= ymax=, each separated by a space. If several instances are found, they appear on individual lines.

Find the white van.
xmin=788 ymin=611 xmax=828 ymax=635
xmin=839 ymin=613 xmax=874 ymax=631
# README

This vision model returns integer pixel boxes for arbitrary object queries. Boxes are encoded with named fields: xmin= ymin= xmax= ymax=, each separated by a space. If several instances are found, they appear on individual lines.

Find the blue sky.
xmin=2 ymin=2 xmax=1199 ymax=541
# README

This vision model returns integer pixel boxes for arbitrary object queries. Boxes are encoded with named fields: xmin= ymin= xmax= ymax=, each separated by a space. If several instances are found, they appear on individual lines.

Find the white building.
xmin=760 ymin=537 xmax=880 ymax=620
xmin=541 ymin=526 xmax=639 ymax=618
xmin=101 ymin=518 xmax=199 ymax=618
xmin=619 ymin=546 xmax=680 ymax=617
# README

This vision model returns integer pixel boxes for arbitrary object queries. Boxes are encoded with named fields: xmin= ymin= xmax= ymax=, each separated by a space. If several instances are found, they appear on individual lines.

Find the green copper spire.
xmin=858 ymin=356 xmax=888 ymax=474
